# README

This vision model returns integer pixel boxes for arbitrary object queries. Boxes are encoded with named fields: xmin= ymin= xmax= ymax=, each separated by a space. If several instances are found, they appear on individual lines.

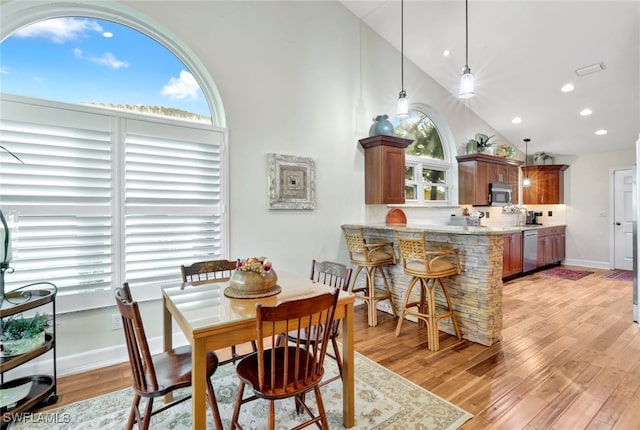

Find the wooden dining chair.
xmin=278 ymin=259 xmax=352 ymax=386
xmin=180 ymin=259 xmax=257 ymax=364
xmin=114 ymin=283 xmax=223 ymax=430
xmin=230 ymin=288 xmax=340 ymax=430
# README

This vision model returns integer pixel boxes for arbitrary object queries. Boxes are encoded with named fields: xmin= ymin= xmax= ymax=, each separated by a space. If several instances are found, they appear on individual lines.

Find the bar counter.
xmin=342 ymin=223 xmax=521 ymax=346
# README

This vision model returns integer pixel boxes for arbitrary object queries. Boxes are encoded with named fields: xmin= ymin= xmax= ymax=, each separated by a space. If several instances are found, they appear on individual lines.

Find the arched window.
xmin=0 ymin=7 xmax=228 ymax=312
xmin=393 ymin=106 xmax=456 ymax=205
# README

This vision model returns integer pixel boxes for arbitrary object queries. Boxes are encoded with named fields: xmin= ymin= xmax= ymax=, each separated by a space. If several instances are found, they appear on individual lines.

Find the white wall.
xmin=559 ymin=149 xmax=636 ymax=268
xmin=2 ymin=0 xmax=632 ymax=376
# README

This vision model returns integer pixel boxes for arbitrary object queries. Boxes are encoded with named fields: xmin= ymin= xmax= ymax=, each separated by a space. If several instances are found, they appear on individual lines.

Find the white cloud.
xmin=14 ymin=17 xmax=103 ymax=44
xmin=161 ymin=71 xmax=200 ymax=100
xmin=74 ymin=48 xmax=129 ymax=70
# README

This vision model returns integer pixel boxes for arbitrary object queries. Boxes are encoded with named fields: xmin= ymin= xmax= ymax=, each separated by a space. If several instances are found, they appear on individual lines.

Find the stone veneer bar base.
xmin=348 ymin=225 xmax=504 ymax=346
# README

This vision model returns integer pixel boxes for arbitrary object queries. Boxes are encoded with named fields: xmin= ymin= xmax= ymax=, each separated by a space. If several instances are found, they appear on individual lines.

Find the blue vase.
xmin=369 ymin=114 xmax=394 ymax=136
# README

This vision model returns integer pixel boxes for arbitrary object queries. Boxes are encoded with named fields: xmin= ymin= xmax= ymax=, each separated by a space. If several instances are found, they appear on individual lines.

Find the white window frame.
xmin=0 ymin=94 xmax=229 ymax=314
xmin=399 ymin=103 xmax=458 ymax=207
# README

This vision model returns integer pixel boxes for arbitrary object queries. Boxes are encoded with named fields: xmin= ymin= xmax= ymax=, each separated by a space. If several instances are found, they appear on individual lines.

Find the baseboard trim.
xmin=8 ymin=333 xmax=188 ymax=378
xmin=563 ymin=258 xmax=610 ymax=270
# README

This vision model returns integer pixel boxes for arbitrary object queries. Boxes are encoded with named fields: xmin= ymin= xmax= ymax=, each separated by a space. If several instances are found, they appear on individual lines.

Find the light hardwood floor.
xmin=42 ymin=267 xmax=640 ymax=429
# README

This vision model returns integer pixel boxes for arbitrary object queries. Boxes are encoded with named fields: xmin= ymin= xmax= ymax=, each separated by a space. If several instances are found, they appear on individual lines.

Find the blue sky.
xmin=0 ymin=17 xmax=210 ymax=117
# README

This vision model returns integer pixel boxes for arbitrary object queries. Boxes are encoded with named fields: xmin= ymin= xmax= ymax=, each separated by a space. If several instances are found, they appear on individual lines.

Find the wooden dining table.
xmin=162 ymin=270 xmax=356 ymax=429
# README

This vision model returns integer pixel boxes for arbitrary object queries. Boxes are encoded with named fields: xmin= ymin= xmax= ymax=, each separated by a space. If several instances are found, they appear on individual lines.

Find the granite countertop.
xmin=345 ymin=223 xmax=566 ymax=236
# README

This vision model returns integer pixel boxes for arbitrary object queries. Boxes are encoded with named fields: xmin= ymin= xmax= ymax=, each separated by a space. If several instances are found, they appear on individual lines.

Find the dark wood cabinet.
xmin=521 ymin=165 xmax=568 ymax=204
xmin=503 ymin=232 xmax=523 ymax=278
xmin=359 ymin=135 xmax=413 ymax=204
xmin=457 ymin=153 xmax=522 ymax=206
xmin=536 ymin=226 xmax=566 ymax=267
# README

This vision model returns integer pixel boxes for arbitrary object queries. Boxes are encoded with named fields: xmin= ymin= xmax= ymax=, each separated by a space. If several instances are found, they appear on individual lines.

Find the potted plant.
xmin=533 ymin=152 xmax=553 ymax=165
xmin=466 ymin=133 xmax=495 ymax=154
xmin=0 ymin=312 xmax=50 ymax=356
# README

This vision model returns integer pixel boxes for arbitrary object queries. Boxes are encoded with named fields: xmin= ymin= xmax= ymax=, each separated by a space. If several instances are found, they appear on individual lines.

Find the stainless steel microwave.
xmin=489 ymin=183 xmax=512 ymax=206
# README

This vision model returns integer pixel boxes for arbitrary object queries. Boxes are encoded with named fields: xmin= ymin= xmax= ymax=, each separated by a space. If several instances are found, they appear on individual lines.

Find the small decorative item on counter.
xmin=369 ymin=114 xmax=394 ymax=136
xmin=225 ymin=257 xmax=280 ymax=298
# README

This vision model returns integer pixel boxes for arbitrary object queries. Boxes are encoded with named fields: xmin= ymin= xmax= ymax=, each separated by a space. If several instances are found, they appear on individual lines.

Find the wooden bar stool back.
xmin=394 ymin=229 xmax=462 ymax=351
xmin=341 ymin=225 xmax=397 ymax=326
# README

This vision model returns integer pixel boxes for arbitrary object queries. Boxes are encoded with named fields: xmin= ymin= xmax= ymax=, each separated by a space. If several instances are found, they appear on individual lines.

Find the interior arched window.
xmin=394 ymin=109 xmax=453 ymax=204
xmin=0 ymin=15 xmax=227 ymax=312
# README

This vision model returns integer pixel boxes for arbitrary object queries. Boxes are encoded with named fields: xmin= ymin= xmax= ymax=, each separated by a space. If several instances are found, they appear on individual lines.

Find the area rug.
xmin=538 ymin=267 xmax=594 ymax=281
xmin=602 ymin=270 xmax=633 ymax=282
xmin=9 ymin=351 xmax=472 ymax=430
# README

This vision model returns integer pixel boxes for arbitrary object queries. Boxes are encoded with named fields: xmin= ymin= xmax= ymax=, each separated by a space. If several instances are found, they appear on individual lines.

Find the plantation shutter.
xmin=0 ymin=95 xmax=227 ymax=312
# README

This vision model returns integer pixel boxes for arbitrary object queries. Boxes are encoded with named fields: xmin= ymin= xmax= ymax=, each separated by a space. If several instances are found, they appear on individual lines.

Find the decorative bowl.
xmin=229 ymin=269 xmax=278 ymax=295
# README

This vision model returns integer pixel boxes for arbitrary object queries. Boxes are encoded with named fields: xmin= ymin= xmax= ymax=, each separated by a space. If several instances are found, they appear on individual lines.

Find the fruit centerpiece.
xmin=225 ymin=257 xmax=280 ymax=298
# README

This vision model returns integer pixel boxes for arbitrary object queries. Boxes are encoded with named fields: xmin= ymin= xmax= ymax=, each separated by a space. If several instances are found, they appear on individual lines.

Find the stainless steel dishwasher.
xmin=523 ymin=229 xmax=538 ymax=273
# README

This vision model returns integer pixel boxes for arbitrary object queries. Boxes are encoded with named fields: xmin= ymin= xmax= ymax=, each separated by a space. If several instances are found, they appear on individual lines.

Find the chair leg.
xmin=426 ymin=280 xmax=439 ymax=351
xmin=141 ymin=397 xmax=154 ymax=430
xmin=365 ymin=267 xmax=377 ymax=326
xmin=206 ymin=376 xmax=224 ymax=430
xmin=438 ymin=278 xmax=462 ymax=340
xmin=126 ymin=394 xmax=141 ymax=430
xmin=314 ymin=384 xmax=330 ymax=429
xmin=231 ymin=345 xmax=238 ymax=363
xmin=395 ymin=276 xmax=419 ymax=336
xmin=332 ymin=337 xmax=343 ymax=380
xmin=231 ymin=382 xmax=246 ymax=430
xmin=268 ymin=399 xmax=276 ymax=430
xmin=349 ymin=265 xmax=364 ymax=293
xmin=378 ymin=266 xmax=397 ymax=317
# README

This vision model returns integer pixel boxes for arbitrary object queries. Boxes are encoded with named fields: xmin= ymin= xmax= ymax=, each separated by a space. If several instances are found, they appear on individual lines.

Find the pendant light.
xmin=396 ymin=0 xmax=409 ymax=118
xmin=522 ymin=138 xmax=531 ymax=188
xmin=459 ymin=0 xmax=475 ymax=99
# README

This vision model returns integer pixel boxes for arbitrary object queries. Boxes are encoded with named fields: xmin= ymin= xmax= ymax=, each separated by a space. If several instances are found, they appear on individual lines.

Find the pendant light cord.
xmin=465 ymin=0 xmax=469 ymax=68
xmin=401 ymin=0 xmax=404 ymax=91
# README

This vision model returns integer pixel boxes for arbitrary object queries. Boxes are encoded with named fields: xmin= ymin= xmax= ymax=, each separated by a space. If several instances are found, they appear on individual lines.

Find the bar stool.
xmin=341 ymin=225 xmax=397 ymax=326
xmin=394 ymin=229 xmax=462 ymax=351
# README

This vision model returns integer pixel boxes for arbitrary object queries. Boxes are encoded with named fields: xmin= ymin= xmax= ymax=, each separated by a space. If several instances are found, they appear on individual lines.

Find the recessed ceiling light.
xmin=580 ymin=108 xmax=592 ymax=116
xmin=561 ymin=83 xmax=575 ymax=92
xmin=511 ymin=117 xmax=522 ymax=124
xmin=442 ymin=50 xmax=451 ymax=57
xmin=103 ymin=32 xmax=113 ymax=38
xmin=595 ymin=129 xmax=607 ymax=135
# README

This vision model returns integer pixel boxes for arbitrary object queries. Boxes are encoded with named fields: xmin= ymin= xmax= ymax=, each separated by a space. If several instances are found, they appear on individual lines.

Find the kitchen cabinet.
xmin=359 ymin=135 xmax=413 ymax=204
xmin=536 ymin=226 xmax=566 ymax=267
xmin=521 ymin=165 xmax=569 ymax=204
xmin=503 ymin=232 xmax=523 ymax=278
xmin=1 ymin=283 xmax=58 ymax=428
xmin=457 ymin=153 xmax=522 ymax=206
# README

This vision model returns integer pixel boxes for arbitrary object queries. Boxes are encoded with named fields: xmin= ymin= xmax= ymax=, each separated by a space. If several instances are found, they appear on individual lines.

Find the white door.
xmin=614 ymin=168 xmax=634 ymax=270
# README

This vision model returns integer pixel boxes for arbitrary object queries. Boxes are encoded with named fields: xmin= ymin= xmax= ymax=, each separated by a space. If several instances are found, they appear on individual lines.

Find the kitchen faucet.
xmin=517 ymin=207 xmax=528 ymax=226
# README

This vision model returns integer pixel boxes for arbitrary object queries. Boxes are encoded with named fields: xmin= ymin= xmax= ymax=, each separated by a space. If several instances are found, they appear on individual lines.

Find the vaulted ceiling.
xmin=340 ymin=0 xmax=639 ymax=157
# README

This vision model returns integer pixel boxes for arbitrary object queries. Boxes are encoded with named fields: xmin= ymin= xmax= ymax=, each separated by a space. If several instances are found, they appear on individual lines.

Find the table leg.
xmin=192 ymin=339 xmax=207 ymax=429
xmin=342 ymin=303 xmax=355 ymax=427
